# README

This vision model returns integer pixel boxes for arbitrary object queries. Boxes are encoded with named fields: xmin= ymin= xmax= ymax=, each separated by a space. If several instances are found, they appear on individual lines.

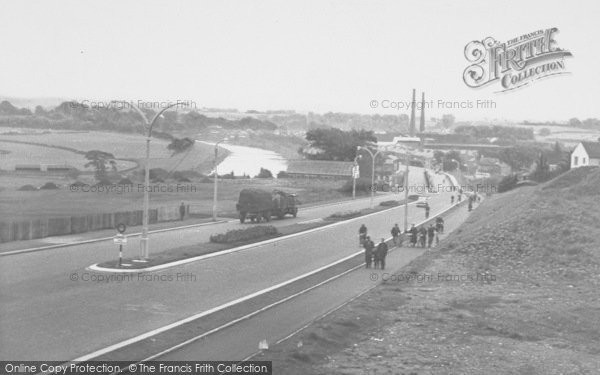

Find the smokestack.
xmin=409 ymin=89 xmax=416 ymax=137
xmin=419 ymin=92 xmax=425 ymax=133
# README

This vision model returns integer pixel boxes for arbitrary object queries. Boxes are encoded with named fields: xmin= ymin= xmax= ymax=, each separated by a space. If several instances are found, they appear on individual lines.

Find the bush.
xmin=70 ymin=181 xmax=87 ymax=188
xmin=328 ymin=210 xmax=362 ymax=220
xmin=498 ymin=174 xmax=519 ymax=193
xmin=40 ymin=182 xmax=60 ymax=190
xmin=210 ymin=225 xmax=279 ymax=243
xmin=338 ymin=178 xmax=372 ymax=194
xmin=117 ymin=177 xmax=134 ymax=185
xmin=256 ymin=168 xmax=273 ymax=178
xmin=379 ymin=200 xmax=399 ymax=207
xmin=277 ymin=170 xmax=289 ymax=178
xmin=18 ymin=184 xmax=37 ymax=191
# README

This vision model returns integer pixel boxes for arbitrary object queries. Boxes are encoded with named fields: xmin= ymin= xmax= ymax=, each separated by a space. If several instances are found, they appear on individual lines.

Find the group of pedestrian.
xmin=361 ymin=232 xmax=389 ymax=269
xmin=407 ymin=219 xmax=443 ymax=248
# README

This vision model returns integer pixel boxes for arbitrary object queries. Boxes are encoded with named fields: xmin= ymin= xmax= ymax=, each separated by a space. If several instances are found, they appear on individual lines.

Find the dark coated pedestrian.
xmin=359 ymin=224 xmax=367 ymax=247
xmin=391 ymin=224 xmax=401 ymax=246
xmin=363 ymin=236 xmax=374 ymax=269
xmin=425 ymin=203 xmax=430 ymax=219
xmin=409 ymin=224 xmax=418 ymax=247
xmin=419 ymin=226 xmax=427 ymax=248
xmin=179 ymin=202 xmax=186 ymax=221
xmin=427 ymin=224 xmax=436 ymax=248
xmin=374 ymin=238 xmax=389 ymax=270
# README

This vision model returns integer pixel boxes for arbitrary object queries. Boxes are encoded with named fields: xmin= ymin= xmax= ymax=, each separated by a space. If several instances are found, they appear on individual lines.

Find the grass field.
xmin=0 ymin=129 xmax=222 ymax=174
xmin=266 ymin=167 xmax=600 ymax=374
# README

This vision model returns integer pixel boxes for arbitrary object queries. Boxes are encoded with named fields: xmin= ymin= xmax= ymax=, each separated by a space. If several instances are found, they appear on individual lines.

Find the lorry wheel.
xmin=240 ymin=213 xmax=246 ymax=224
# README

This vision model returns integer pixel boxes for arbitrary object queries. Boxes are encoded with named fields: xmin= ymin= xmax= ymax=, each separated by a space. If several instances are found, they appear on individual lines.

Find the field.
xmin=267 ymin=167 xmax=600 ymax=374
xmin=0 ymin=129 xmax=222 ymax=173
xmin=0 ymin=175 xmax=351 ymax=221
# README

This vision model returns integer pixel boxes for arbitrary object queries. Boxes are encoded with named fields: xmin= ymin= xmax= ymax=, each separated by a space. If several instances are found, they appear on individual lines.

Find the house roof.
xmin=286 ymin=160 xmax=353 ymax=176
xmin=581 ymin=142 xmax=600 ymax=159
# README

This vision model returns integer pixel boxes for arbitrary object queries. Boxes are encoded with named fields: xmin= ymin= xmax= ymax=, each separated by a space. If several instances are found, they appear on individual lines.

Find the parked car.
xmin=415 ymin=195 xmax=430 ymax=208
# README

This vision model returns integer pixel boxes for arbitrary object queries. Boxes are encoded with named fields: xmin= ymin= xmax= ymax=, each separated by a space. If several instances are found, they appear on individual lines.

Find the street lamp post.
xmin=352 ymin=151 xmax=361 ymax=200
xmin=403 ymin=148 xmax=410 ymax=232
xmin=357 ymin=146 xmax=382 ymax=208
xmin=212 ymin=139 xmax=227 ymax=221
xmin=113 ymin=101 xmax=180 ymax=260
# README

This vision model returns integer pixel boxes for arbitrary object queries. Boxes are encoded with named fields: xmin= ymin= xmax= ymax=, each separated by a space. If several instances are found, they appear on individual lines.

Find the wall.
xmin=0 ymin=205 xmax=188 ymax=243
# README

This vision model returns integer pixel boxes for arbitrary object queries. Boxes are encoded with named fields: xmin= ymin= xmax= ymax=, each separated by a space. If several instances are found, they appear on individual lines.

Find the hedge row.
xmin=209 ymin=225 xmax=279 ymax=244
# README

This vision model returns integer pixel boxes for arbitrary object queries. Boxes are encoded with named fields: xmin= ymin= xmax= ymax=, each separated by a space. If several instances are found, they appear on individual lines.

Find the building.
xmin=571 ymin=142 xmax=600 ymax=168
xmin=285 ymin=160 xmax=354 ymax=180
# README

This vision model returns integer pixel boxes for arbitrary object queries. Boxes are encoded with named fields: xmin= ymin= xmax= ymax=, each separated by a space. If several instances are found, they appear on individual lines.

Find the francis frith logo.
xmin=463 ymin=27 xmax=572 ymax=92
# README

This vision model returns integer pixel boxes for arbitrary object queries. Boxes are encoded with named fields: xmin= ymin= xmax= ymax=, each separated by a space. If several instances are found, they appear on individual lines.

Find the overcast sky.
xmin=1 ymin=0 xmax=598 ymax=122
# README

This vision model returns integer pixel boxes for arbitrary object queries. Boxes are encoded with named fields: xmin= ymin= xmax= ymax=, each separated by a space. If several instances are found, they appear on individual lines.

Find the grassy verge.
xmin=264 ymin=167 xmax=600 ymax=374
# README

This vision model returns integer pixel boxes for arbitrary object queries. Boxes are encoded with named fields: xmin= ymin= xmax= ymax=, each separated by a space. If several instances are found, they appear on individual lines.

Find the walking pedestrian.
xmin=363 ymin=236 xmax=374 ymax=269
xmin=391 ymin=224 xmax=401 ymax=246
xmin=409 ymin=224 xmax=418 ymax=247
xmin=451 ymin=195 xmax=455 ymax=205
xmin=419 ymin=226 xmax=427 ymax=248
xmin=375 ymin=238 xmax=389 ymax=270
xmin=468 ymin=199 xmax=473 ymax=211
xmin=425 ymin=203 xmax=430 ymax=219
xmin=179 ymin=202 xmax=186 ymax=221
xmin=435 ymin=216 xmax=444 ymax=234
xmin=359 ymin=224 xmax=367 ymax=247
xmin=427 ymin=224 xmax=436 ymax=248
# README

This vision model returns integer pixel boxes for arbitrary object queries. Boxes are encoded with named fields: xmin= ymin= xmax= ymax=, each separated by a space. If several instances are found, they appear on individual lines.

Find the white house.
xmin=571 ymin=142 xmax=600 ymax=168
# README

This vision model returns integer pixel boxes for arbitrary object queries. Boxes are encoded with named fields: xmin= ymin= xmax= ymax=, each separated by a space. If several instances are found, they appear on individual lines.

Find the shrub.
xmin=338 ymin=178 xmax=372 ymax=194
xmin=210 ymin=225 xmax=279 ymax=243
xmin=95 ymin=178 xmax=113 ymax=186
xmin=328 ymin=210 xmax=362 ymax=220
xmin=70 ymin=180 xmax=87 ymax=188
xmin=117 ymin=177 xmax=134 ymax=185
xmin=277 ymin=170 xmax=289 ymax=178
xmin=256 ymin=168 xmax=273 ymax=178
xmin=40 ymin=182 xmax=60 ymax=190
xmin=379 ymin=200 xmax=399 ymax=207
xmin=498 ymin=174 xmax=518 ymax=193
xmin=18 ymin=184 xmax=37 ymax=191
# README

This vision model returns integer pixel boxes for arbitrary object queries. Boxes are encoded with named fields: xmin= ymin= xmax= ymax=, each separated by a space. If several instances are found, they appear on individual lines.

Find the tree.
xmin=256 ymin=168 xmax=273 ymax=178
xmin=302 ymin=128 xmax=377 ymax=161
xmin=167 ymin=137 xmax=194 ymax=156
xmin=498 ymin=145 xmax=537 ymax=173
xmin=441 ymin=114 xmax=455 ymax=129
xmin=84 ymin=150 xmax=117 ymax=181
xmin=568 ymin=118 xmax=582 ymax=127
xmin=539 ymin=128 xmax=551 ymax=136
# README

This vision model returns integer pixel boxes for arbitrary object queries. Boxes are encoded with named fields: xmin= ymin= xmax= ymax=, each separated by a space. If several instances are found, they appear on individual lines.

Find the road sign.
xmin=113 ymin=234 xmax=127 ymax=244
xmin=116 ymin=223 xmax=127 ymax=234
xmin=352 ymin=166 xmax=360 ymax=178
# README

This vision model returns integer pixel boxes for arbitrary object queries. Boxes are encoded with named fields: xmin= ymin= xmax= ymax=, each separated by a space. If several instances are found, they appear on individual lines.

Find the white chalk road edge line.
xmin=72 ymin=200 xmax=463 ymax=363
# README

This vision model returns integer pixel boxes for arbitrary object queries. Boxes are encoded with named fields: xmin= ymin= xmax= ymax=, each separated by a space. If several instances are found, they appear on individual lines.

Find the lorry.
xmin=236 ymin=188 xmax=299 ymax=223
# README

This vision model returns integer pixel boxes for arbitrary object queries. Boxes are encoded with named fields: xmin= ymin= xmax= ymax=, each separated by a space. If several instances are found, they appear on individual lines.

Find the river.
xmin=199 ymin=141 xmax=288 ymax=177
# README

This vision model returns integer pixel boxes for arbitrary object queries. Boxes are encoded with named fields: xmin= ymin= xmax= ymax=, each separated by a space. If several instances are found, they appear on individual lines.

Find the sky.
xmin=1 ymin=0 xmax=599 ymax=122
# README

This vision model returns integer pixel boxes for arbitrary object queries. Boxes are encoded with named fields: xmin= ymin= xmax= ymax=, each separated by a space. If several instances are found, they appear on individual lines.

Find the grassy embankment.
xmin=264 ymin=167 xmax=600 ymax=374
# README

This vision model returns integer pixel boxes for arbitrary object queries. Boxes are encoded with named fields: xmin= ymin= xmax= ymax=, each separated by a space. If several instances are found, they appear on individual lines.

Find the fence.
xmin=0 ymin=205 xmax=188 ymax=243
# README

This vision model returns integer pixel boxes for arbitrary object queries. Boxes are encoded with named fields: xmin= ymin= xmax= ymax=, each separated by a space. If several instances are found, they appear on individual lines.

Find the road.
xmin=156 ymin=199 xmax=471 ymax=361
xmin=0 ymin=169 xmax=453 ymax=360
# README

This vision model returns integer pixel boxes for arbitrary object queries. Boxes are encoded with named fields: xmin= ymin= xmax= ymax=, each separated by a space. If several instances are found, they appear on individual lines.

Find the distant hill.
xmin=0 ymin=95 xmax=68 ymax=110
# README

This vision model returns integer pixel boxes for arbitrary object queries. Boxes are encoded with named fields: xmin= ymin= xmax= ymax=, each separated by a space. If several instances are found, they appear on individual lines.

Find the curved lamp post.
xmin=357 ymin=146 xmax=383 ymax=208
xmin=112 ymin=101 xmax=180 ymax=260
xmin=212 ymin=138 xmax=228 ymax=221
xmin=352 ymin=152 xmax=362 ymax=200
